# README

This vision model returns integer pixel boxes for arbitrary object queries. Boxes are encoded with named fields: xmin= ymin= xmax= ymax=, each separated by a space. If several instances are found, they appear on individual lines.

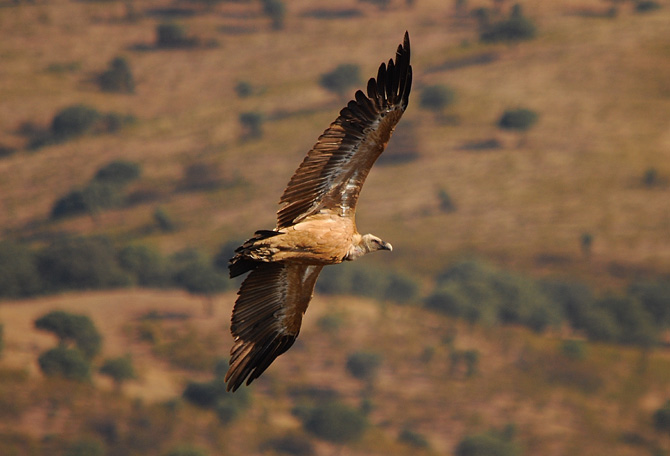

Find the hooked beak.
xmin=382 ymin=241 xmax=393 ymax=252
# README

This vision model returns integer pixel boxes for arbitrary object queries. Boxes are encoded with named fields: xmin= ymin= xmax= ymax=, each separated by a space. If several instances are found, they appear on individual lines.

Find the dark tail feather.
xmin=228 ymin=230 xmax=281 ymax=278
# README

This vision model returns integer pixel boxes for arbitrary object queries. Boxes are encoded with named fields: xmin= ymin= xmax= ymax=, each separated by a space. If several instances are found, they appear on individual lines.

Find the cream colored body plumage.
xmin=225 ymin=33 xmax=412 ymax=391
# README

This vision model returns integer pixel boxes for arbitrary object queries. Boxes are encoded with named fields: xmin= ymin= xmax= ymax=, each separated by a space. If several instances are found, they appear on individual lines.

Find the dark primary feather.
xmin=225 ymin=263 xmax=323 ymax=392
xmin=276 ymin=32 xmax=412 ymax=229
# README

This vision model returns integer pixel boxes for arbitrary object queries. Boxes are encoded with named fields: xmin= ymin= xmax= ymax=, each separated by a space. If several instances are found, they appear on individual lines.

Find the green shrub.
xmin=540 ymin=280 xmax=596 ymax=330
xmin=183 ymin=376 xmax=251 ymax=423
xmin=38 ymin=346 xmax=91 ymax=381
xmin=262 ymin=0 xmax=285 ymax=30
xmin=398 ymin=428 xmax=430 ymax=448
xmin=183 ymin=379 xmax=224 ymax=408
xmin=51 ymin=104 xmax=102 ymax=140
xmin=172 ymin=259 xmax=229 ymax=295
xmin=419 ymin=85 xmax=456 ymax=113
xmin=629 ymin=280 xmax=670 ymax=326
xmin=654 ymin=400 xmax=670 ymax=433
xmin=635 ymin=1 xmax=661 ymax=13
xmin=301 ymin=401 xmax=368 ymax=443
xmin=164 ymin=445 xmax=208 ymax=456
xmin=455 ymin=431 xmax=519 ymax=456
xmin=118 ymin=244 xmax=171 ymax=287
xmin=595 ymin=295 xmax=656 ymax=346
xmin=37 ymin=236 xmax=131 ymax=291
xmin=98 ymin=56 xmax=135 ymax=93
xmin=560 ymin=339 xmax=587 ymax=361
xmin=34 ymin=310 xmax=102 ymax=359
xmin=384 ymin=272 xmax=419 ymax=304
xmin=437 ymin=188 xmax=456 ymax=213
xmin=427 ymin=260 xmax=562 ymax=331
xmin=498 ymin=108 xmax=538 ymax=131
xmin=0 ymin=241 xmax=42 ymax=298
xmin=317 ymin=262 xmax=391 ymax=300
xmin=153 ymin=207 xmax=177 ymax=232
xmin=345 ymin=351 xmax=382 ymax=381
xmin=319 ymin=64 xmax=361 ymax=97
xmin=239 ymin=112 xmax=264 ymax=139
xmin=213 ymin=239 xmax=244 ymax=271
xmin=235 ymin=81 xmax=253 ymax=97
xmin=100 ymin=355 xmax=137 ymax=389
xmin=156 ymin=23 xmax=198 ymax=48
xmin=64 ymin=438 xmax=105 ymax=456
xmin=261 ymin=434 xmax=314 ymax=456
xmin=480 ymin=4 xmax=537 ymax=43
xmin=94 ymin=160 xmax=141 ymax=185
xmin=51 ymin=182 xmax=123 ymax=219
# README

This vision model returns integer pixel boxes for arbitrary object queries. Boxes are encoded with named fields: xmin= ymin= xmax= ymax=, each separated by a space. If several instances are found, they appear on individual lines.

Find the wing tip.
xmin=225 ymin=335 xmax=297 ymax=392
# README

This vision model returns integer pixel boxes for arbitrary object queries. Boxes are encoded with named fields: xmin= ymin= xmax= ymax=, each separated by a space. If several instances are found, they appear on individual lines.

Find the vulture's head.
xmin=346 ymin=233 xmax=392 ymax=261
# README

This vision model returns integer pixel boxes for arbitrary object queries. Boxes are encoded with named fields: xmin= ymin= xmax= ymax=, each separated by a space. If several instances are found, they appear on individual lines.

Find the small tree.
xmin=480 ymin=4 xmax=537 ymax=43
xmin=642 ymin=167 xmax=660 ymax=187
xmin=0 ymin=241 xmax=42 ymax=298
xmin=302 ymin=401 xmax=368 ymax=444
xmin=437 ymin=188 xmax=456 ymax=213
xmin=580 ymin=232 xmax=593 ymax=258
xmin=156 ymin=23 xmax=198 ymax=48
xmin=261 ymin=0 xmax=285 ymax=30
xmin=654 ymin=400 xmax=670 ymax=433
xmin=100 ymin=355 xmax=137 ymax=391
xmin=419 ymin=85 xmax=456 ymax=114
xmin=173 ymin=259 xmax=229 ymax=315
xmin=498 ymin=108 xmax=538 ymax=132
xmin=234 ymin=81 xmax=253 ymax=98
xmin=398 ymin=428 xmax=430 ymax=449
xmin=154 ymin=207 xmax=177 ymax=233
xmin=182 ymin=373 xmax=251 ymax=423
xmin=383 ymin=272 xmax=419 ymax=304
xmin=38 ymin=346 xmax=91 ymax=381
xmin=37 ymin=236 xmax=130 ymax=291
xmin=98 ymin=56 xmax=135 ymax=93
xmin=261 ymin=434 xmax=314 ymax=456
xmin=455 ymin=430 xmax=519 ymax=456
xmin=34 ymin=310 xmax=102 ymax=359
xmin=346 ymin=351 xmax=382 ymax=382
xmin=51 ymin=104 xmax=102 ymax=141
xmin=319 ymin=64 xmax=361 ymax=98
xmin=93 ymin=160 xmax=141 ymax=186
xmin=63 ymin=438 xmax=105 ymax=456
xmin=239 ymin=112 xmax=264 ymax=139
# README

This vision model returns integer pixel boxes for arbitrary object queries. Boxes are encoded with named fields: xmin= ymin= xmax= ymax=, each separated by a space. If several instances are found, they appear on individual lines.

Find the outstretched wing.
xmin=225 ymin=262 xmax=323 ymax=391
xmin=276 ymin=32 xmax=412 ymax=229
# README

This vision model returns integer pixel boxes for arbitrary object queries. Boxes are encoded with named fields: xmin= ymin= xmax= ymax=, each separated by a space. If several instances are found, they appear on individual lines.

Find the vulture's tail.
xmin=228 ymin=230 xmax=280 ymax=278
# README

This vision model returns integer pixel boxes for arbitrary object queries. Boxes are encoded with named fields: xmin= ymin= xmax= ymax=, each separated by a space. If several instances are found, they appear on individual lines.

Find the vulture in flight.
xmin=226 ymin=32 xmax=412 ymax=391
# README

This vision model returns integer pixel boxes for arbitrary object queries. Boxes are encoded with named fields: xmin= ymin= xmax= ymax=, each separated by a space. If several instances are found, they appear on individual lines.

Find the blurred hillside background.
xmin=1 ymin=0 xmax=670 ymax=455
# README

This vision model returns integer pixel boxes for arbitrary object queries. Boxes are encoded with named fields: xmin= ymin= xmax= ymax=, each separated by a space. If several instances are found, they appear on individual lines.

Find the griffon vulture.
xmin=226 ymin=32 xmax=412 ymax=391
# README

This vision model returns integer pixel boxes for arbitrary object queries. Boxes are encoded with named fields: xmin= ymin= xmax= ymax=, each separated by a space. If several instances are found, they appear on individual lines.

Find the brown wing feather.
xmin=277 ymin=32 xmax=413 ymax=229
xmin=225 ymin=262 xmax=323 ymax=391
